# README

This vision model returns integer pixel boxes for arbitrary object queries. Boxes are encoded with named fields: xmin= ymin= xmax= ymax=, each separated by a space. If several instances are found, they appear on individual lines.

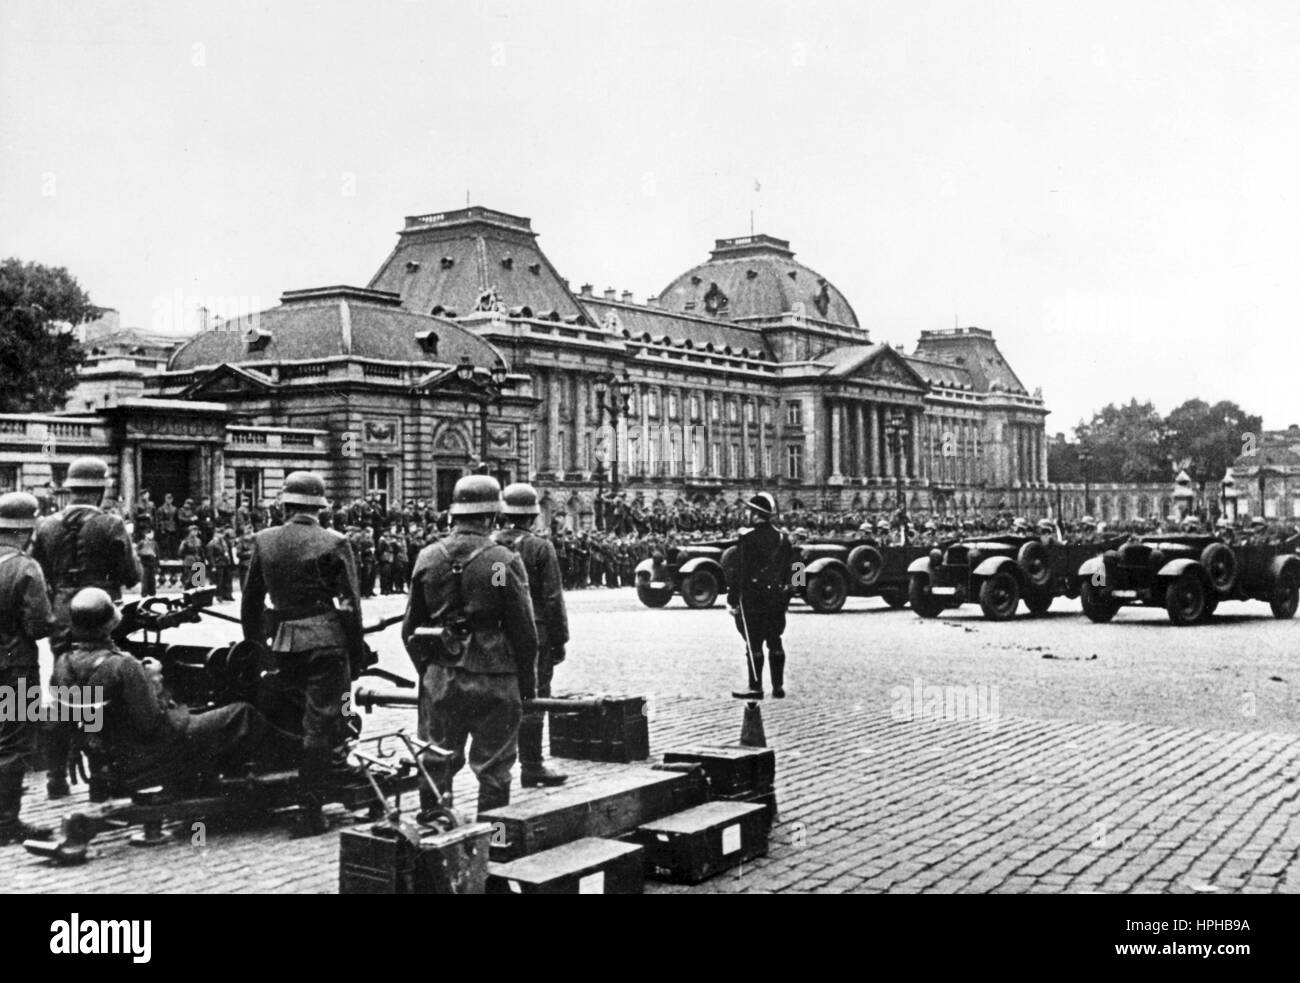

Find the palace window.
xmin=647 ymin=391 xmax=660 ymax=418
xmin=0 ymin=465 xmax=16 ymax=493
xmin=730 ymin=443 xmax=740 ymax=477
xmin=786 ymin=444 xmax=804 ymax=481
xmin=743 ymin=402 xmax=755 ymax=424
xmin=711 ymin=443 xmax=722 ymax=476
xmin=786 ymin=400 xmax=802 ymax=426
xmin=234 ymin=469 xmax=262 ymax=507
xmin=689 ymin=395 xmax=701 ymax=421
xmin=710 ymin=399 xmax=720 ymax=422
xmin=747 ymin=444 xmax=757 ymax=476
xmin=761 ymin=403 xmax=772 ymax=426
xmin=727 ymin=402 xmax=739 ymax=424
xmin=763 ymin=447 xmax=773 ymax=477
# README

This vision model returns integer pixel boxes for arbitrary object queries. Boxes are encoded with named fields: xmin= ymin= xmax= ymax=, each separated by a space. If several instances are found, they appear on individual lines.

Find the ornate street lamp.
xmin=455 ymin=355 xmax=512 ymax=478
xmin=1077 ymin=446 xmax=1094 ymax=518
xmin=884 ymin=409 xmax=910 ymax=523
xmin=594 ymin=370 xmax=634 ymax=511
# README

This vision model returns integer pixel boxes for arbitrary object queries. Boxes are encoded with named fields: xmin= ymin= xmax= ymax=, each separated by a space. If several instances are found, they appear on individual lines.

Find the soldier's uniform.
xmin=403 ymin=475 xmax=537 ymax=815
xmin=57 ymin=588 xmax=268 ymax=795
xmin=0 ymin=493 xmax=55 ymax=844
xmin=494 ymin=483 xmax=569 ymax=787
xmin=240 ymin=471 xmax=363 ymax=835
xmin=30 ymin=457 xmax=140 ymax=798
xmin=727 ymin=493 xmax=794 ymax=700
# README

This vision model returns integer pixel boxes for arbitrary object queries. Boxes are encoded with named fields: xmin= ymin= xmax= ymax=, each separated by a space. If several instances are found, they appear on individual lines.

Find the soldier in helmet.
xmin=1215 ymin=517 xmax=1237 ymax=545
xmin=31 ymin=456 xmax=140 ymax=798
xmin=55 ymin=587 xmax=271 ymax=797
xmin=240 ymin=471 xmax=365 ymax=837
xmin=726 ymin=492 xmax=794 ymax=700
xmin=402 ymin=475 xmax=538 ymax=818
xmin=0 ymin=493 xmax=55 ymax=843
xmin=493 ymin=482 xmax=570 ymax=787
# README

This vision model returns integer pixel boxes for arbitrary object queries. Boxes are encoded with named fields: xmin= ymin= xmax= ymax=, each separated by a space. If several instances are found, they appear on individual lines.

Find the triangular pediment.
xmin=823 ymin=344 xmax=929 ymax=390
xmin=181 ymin=363 xmax=276 ymax=399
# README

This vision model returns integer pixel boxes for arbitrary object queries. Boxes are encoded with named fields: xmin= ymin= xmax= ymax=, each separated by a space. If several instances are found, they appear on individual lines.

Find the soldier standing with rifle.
xmin=494 ymin=482 xmax=569 ymax=787
xmin=0 ymin=493 xmax=55 ymax=844
xmin=726 ymin=492 xmax=793 ymax=700
xmin=402 ymin=475 xmax=537 ymax=818
xmin=30 ymin=456 xmax=140 ymax=799
xmin=240 ymin=471 xmax=365 ymax=837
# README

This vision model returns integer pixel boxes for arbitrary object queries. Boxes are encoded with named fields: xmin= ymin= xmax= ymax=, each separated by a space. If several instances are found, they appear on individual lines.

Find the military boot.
xmin=731 ymin=650 xmax=765 ymax=700
xmin=518 ymin=715 xmax=567 ymax=788
xmin=45 ymin=723 xmax=71 ymax=799
xmin=770 ymin=649 xmax=786 ymax=699
xmin=476 ymin=782 xmax=511 ymax=819
xmin=0 ymin=767 xmax=53 ymax=845
xmin=290 ymin=749 xmax=329 ymax=838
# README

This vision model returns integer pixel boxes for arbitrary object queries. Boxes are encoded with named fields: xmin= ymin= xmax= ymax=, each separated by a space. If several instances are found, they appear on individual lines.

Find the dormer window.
xmin=415 ymin=331 xmax=439 ymax=356
xmin=501 ymin=256 xmax=514 ymax=270
xmin=528 ymin=262 xmax=541 ymax=275
xmin=746 ymin=269 xmax=758 ymax=280
xmin=440 ymin=256 xmax=455 ymax=269
xmin=245 ymin=327 xmax=272 ymax=352
xmin=405 ymin=261 xmax=421 ymax=272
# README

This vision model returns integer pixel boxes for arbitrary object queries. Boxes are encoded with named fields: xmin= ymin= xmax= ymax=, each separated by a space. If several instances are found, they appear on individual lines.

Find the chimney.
xmin=645 ymin=295 xmax=659 ymax=308
xmin=621 ymin=290 xmax=634 ymax=304
xmin=604 ymin=287 xmax=616 ymax=300
xmin=579 ymin=283 xmax=593 ymax=297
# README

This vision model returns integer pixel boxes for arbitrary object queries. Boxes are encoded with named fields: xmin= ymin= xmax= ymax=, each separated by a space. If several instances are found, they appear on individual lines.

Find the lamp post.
xmin=1221 ymin=467 xmax=1237 ymax=523
xmin=594 ymin=369 xmax=635 ymax=514
xmin=884 ymin=409 xmax=910 ymax=524
xmin=1078 ymin=446 xmax=1094 ymax=518
xmin=455 ymin=355 xmax=511 ymax=480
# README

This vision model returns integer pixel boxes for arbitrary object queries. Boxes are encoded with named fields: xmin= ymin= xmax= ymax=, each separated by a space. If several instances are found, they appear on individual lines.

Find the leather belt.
xmin=273 ymin=602 xmax=337 ymax=622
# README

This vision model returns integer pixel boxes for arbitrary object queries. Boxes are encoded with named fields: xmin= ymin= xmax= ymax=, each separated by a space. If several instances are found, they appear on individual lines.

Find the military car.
xmin=634 ymin=541 xmax=732 ymax=608
xmin=1076 ymin=535 xmax=1300 ymax=626
xmin=907 ymin=535 xmax=1120 ymax=620
xmin=785 ymin=539 xmax=927 ymax=614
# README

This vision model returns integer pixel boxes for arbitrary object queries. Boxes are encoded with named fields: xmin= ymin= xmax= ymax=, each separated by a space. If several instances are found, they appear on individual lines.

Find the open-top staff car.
xmin=1076 ymin=534 xmax=1300 ymax=625
xmin=907 ymin=535 xmax=1121 ymax=620
xmin=635 ymin=541 xmax=733 ymax=608
xmin=783 ymin=538 xmax=928 ymax=614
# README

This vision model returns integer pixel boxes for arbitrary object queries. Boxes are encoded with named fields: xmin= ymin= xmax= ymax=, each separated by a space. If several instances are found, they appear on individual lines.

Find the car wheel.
xmin=1024 ymin=590 xmax=1053 ymax=616
xmin=1164 ymin=572 xmax=1205 ymax=626
xmin=806 ymin=568 xmax=848 ymax=613
xmin=680 ymin=570 xmax=719 ymax=609
xmin=879 ymin=587 xmax=908 ymax=609
xmin=636 ymin=584 xmax=673 ymax=608
xmin=1080 ymin=582 xmax=1120 ymax=623
xmin=846 ymin=544 xmax=885 ymax=589
xmin=909 ymin=575 xmax=943 ymax=619
xmin=979 ymin=571 xmax=1021 ymax=621
xmin=1199 ymin=543 xmax=1238 ymax=594
xmin=1017 ymin=541 xmax=1052 ymax=588
xmin=1270 ymin=570 xmax=1299 ymax=619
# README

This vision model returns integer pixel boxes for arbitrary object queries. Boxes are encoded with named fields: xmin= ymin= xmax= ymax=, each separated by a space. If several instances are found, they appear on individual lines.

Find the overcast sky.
xmin=3 ymin=0 xmax=1298 ymax=435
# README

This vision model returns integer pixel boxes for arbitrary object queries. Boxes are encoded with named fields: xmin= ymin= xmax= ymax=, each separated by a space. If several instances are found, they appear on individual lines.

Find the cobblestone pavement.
xmin=3 ymin=588 xmax=1298 ymax=894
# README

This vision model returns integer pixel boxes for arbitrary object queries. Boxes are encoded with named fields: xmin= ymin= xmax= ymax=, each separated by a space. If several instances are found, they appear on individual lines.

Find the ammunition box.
xmin=487 ymin=838 xmax=645 ymax=894
xmin=479 ymin=768 xmax=708 ymax=862
xmin=548 ymin=693 xmax=650 ymax=763
xmin=627 ymin=801 xmax=770 ymax=884
xmin=661 ymin=744 xmax=776 ymax=796
xmin=339 ymin=821 xmax=493 ymax=894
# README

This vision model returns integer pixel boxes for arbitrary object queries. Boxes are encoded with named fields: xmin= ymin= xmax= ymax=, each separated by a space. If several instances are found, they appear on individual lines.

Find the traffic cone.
xmin=739 ymin=701 xmax=766 ymax=748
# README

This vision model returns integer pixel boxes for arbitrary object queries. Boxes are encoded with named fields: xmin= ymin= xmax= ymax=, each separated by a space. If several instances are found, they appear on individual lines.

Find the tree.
xmin=1162 ymin=398 xmax=1262 ymax=486
xmin=1074 ymin=400 xmax=1167 ymax=483
xmin=0 ymin=258 xmax=94 ymax=413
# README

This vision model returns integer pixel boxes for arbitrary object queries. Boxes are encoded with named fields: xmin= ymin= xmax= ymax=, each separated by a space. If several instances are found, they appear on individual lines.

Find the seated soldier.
xmin=53 ymin=587 xmax=271 ymax=795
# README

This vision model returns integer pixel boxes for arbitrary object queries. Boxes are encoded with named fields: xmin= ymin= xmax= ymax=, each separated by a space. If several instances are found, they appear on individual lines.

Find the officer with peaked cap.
xmin=726 ymin=492 xmax=794 ymax=700
xmin=0 ymin=493 xmax=55 ymax=843
xmin=240 ymin=470 xmax=364 ymax=837
xmin=493 ymin=482 xmax=569 ymax=787
xmin=31 ymin=456 xmax=140 ymax=798
xmin=403 ymin=474 xmax=537 ymax=818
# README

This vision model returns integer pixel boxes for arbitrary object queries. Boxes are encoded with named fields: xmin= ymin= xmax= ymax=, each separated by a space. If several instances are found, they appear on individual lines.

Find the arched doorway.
xmin=432 ymin=424 xmax=472 ymax=510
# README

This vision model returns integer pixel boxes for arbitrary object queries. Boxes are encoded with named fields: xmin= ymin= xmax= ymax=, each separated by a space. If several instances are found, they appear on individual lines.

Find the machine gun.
xmin=24 ymin=594 xmax=418 ymax=866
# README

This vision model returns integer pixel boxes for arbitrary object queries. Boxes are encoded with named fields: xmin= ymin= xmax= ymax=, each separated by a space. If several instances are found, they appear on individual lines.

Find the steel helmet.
xmin=501 ymin=482 xmax=541 ymax=516
xmin=0 ymin=491 xmax=40 ymax=530
xmin=449 ymin=474 xmax=502 ymax=516
xmin=68 ymin=587 xmax=121 ymax=639
xmin=746 ymin=492 xmax=777 ymax=517
xmin=64 ymin=456 xmax=109 ymax=489
xmin=281 ymin=471 xmax=328 ymax=508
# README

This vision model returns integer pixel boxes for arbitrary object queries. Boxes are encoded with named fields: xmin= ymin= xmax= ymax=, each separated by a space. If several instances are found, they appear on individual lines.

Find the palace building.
xmin=2 ymin=205 xmax=1053 ymax=525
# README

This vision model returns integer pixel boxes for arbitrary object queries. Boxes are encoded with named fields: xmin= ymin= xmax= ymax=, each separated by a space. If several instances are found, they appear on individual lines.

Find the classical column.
xmin=701 ymin=390 xmax=712 ymax=477
xmin=829 ymin=400 xmax=843 ymax=479
xmin=573 ymin=373 xmax=588 ymax=478
xmin=546 ymin=370 xmax=561 ymax=474
xmin=756 ymin=396 xmax=767 ymax=479
xmin=1039 ymin=429 xmax=1049 ymax=484
xmin=866 ymin=402 xmax=879 ymax=478
xmin=739 ymin=395 xmax=750 ymax=480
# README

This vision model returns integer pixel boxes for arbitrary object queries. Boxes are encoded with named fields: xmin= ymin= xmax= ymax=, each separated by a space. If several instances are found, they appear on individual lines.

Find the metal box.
xmin=548 ymin=693 xmax=650 ymax=763
xmin=627 ymin=801 xmax=770 ymax=884
xmin=487 ymin=838 xmax=645 ymax=894
xmin=339 ymin=821 xmax=493 ymax=894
